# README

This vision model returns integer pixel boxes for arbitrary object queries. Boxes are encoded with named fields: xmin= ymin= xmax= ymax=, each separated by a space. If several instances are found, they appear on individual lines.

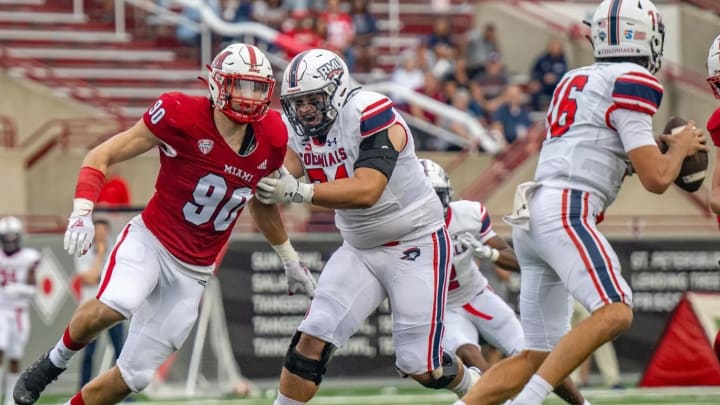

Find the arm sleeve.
xmin=360 ymin=97 xmax=397 ymax=137
xmin=612 ymin=71 xmax=664 ymax=116
xmin=611 ymin=108 xmax=658 ymax=153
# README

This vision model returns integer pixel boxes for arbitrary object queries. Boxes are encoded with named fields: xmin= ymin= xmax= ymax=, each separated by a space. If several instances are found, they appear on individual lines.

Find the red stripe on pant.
xmin=96 ymin=224 xmax=132 ymax=299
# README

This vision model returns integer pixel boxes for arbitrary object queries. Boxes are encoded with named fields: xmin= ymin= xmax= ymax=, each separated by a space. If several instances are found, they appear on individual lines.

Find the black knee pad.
xmin=283 ymin=331 xmax=336 ymax=385
xmin=419 ymin=352 xmax=459 ymax=389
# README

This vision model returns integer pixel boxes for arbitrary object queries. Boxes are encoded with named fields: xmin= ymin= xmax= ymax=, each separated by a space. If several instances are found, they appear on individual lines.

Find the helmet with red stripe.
xmin=280 ymin=49 xmax=353 ymax=138
xmin=207 ymin=43 xmax=275 ymax=123
xmin=707 ymin=34 xmax=720 ymax=99
xmin=589 ymin=0 xmax=665 ymax=74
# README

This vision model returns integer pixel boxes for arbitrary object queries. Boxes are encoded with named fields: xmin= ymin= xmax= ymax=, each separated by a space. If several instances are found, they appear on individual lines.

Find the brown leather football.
xmin=658 ymin=116 xmax=708 ymax=192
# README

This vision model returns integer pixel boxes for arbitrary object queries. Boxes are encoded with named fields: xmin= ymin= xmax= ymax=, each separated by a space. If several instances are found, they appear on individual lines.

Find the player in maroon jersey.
xmin=14 ymin=43 xmax=316 ymax=405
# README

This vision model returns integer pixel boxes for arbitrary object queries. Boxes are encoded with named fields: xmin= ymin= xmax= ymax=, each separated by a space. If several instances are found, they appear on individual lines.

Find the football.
xmin=659 ymin=116 xmax=708 ymax=192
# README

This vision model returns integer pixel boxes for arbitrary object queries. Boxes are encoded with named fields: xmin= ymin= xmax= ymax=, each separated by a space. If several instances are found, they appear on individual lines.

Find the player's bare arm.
xmin=80 ymin=119 xmax=160 ymax=173
xmin=283 ymin=148 xmax=305 ymax=179
xmin=311 ymin=124 xmax=405 ymax=209
xmin=628 ymin=122 xmax=706 ymax=193
xmin=484 ymin=236 xmax=520 ymax=272
xmin=711 ymin=150 xmax=720 ymax=214
xmin=248 ymin=198 xmax=289 ymax=245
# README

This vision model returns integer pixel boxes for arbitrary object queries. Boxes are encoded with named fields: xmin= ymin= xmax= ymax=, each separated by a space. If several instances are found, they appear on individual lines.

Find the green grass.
xmin=35 ymin=386 xmax=720 ymax=405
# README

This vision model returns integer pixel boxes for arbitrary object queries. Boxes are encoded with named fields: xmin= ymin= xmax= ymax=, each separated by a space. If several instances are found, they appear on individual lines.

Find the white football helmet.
xmin=0 ymin=216 xmax=24 ymax=253
xmin=280 ymin=49 xmax=354 ymax=138
xmin=419 ymin=159 xmax=453 ymax=209
xmin=707 ymin=34 xmax=720 ymax=99
xmin=207 ymin=43 xmax=275 ymax=123
xmin=588 ymin=0 xmax=665 ymax=74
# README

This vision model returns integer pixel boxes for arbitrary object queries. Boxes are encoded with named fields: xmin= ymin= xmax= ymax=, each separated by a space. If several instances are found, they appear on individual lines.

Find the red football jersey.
xmin=141 ymin=92 xmax=287 ymax=265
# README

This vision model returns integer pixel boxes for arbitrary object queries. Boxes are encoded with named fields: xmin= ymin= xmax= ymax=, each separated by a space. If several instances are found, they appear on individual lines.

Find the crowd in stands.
xmin=169 ymin=0 xmax=568 ymax=153
xmin=391 ymin=18 xmax=569 ymax=152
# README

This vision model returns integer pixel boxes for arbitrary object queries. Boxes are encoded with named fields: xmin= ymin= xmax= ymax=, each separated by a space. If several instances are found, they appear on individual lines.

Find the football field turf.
xmin=35 ymin=386 xmax=720 ymax=404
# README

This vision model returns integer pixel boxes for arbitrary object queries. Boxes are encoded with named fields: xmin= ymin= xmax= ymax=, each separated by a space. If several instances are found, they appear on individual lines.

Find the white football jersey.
xmin=0 ymin=248 xmax=40 ymax=308
xmin=286 ymin=90 xmax=444 ymax=248
xmin=445 ymin=200 xmax=495 ymax=308
xmin=536 ymin=62 xmax=662 ymax=209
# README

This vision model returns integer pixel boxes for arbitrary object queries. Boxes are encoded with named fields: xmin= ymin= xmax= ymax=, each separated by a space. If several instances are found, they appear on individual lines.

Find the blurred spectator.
xmin=443 ymin=57 xmax=472 ymax=89
xmin=252 ymin=0 xmax=289 ymax=30
xmin=435 ymin=88 xmax=478 ymax=151
xmin=491 ymin=85 xmax=533 ymax=148
xmin=528 ymin=36 xmax=568 ymax=111
xmin=428 ymin=17 xmax=456 ymax=79
xmin=427 ymin=17 xmax=454 ymax=52
xmin=319 ymin=0 xmax=355 ymax=65
xmin=409 ymin=72 xmax=447 ymax=125
xmin=471 ymin=23 xmax=501 ymax=74
xmin=410 ymin=38 xmax=437 ymax=73
xmin=474 ymin=52 xmax=509 ymax=109
xmin=220 ymin=0 xmax=253 ymax=44
xmin=284 ymin=11 xmax=325 ymax=50
xmin=390 ymin=55 xmax=426 ymax=106
xmin=349 ymin=0 xmax=377 ymax=47
xmin=176 ymin=0 xmax=221 ymax=49
xmin=348 ymin=0 xmax=378 ymax=73
xmin=467 ymin=81 xmax=489 ymax=124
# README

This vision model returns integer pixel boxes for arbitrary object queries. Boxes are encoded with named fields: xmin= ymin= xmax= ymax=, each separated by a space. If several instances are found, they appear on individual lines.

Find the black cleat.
xmin=13 ymin=351 xmax=66 ymax=405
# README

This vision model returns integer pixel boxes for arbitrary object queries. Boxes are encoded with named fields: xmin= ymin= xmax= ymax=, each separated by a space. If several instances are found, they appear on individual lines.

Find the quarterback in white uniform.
xmin=0 ymin=217 xmax=38 ymax=405
xmin=256 ymin=49 xmax=480 ymax=405
xmin=421 ymin=160 xmax=589 ymax=405
xmin=459 ymin=1 xmax=707 ymax=405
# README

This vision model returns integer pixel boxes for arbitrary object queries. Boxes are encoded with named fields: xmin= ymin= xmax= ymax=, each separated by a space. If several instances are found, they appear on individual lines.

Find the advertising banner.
xmin=218 ymin=238 xmax=720 ymax=378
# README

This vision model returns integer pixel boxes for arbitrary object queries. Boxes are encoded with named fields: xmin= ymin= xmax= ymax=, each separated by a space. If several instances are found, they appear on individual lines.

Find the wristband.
xmin=489 ymin=248 xmax=500 ymax=262
xmin=74 ymin=166 xmax=105 ymax=203
xmin=72 ymin=198 xmax=94 ymax=215
xmin=272 ymin=239 xmax=300 ymax=264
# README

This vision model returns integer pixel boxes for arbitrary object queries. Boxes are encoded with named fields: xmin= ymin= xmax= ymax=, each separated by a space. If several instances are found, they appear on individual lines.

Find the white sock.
xmin=450 ymin=365 xmax=477 ymax=398
xmin=49 ymin=338 xmax=79 ymax=369
xmin=274 ymin=391 xmax=306 ymax=405
xmin=582 ymin=401 xmax=592 ymax=405
xmin=4 ymin=372 xmax=18 ymax=405
xmin=5 ymin=372 xmax=20 ymax=405
xmin=453 ymin=401 xmax=467 ymax=405
xmin=512 ymin=374 xmax=553 ymax=405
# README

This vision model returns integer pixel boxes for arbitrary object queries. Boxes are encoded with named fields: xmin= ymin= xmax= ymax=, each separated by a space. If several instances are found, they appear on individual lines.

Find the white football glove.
xmin=284 ymin=260 xmax=317 ymax=298
xmin=458 ymin=232 xmax=499 ymax=261
xmin=64 ymin=198 xmax=95 ymax=257
xmin=256 ymin=167 xmax=314 ymax=205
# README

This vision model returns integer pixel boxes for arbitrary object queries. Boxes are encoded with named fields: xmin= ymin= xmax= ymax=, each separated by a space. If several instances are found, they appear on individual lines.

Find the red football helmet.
xmin=207 ymin=43 xmax=275 ymax=123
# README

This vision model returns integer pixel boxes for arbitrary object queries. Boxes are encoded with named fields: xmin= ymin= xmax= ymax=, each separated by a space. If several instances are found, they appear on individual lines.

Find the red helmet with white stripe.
xmin=280 ymin=49 xmax=353 ymax=138
xmin=207 ymin=43 xmax=275 ymax=123
xmin=707 ymin=34 xmax=720 ymax=99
